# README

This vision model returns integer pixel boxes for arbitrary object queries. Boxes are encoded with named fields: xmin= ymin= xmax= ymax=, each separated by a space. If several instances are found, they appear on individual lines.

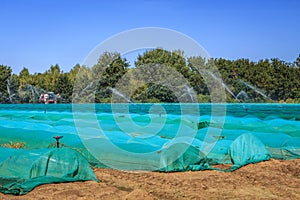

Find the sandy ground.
xmin=1 ymin=159 xmax=299 ymax=200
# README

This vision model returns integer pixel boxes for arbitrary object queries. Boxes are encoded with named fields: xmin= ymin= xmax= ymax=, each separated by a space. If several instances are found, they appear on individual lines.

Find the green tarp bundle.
xmin=0 ymin=148 xmax=98 ymax=195
xmin=226 ymin=133 xmax=271 ymax=171
xmin=157 ymin=143 xmax=210 ymax=172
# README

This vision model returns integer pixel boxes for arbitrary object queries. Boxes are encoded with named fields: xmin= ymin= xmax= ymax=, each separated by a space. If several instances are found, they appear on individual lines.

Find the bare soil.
xmin=1 ymin=159 xmax=299 ymax=200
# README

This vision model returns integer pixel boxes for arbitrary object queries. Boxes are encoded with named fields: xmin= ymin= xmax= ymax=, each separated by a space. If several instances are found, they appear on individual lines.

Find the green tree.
xmin=72 ymin=65 xmax=93 ymax=103
xmin=2 ymin=50 xmax=300 ymax=103
xmin=187 ymin=56 xmax=208 ymax=96
xmin=68 ymin=64 xmax=81 ymax=87
xmin=295 ymin=54 xmax=300 ymax=68
xmin=43 ymin=64 xmax=61 ymax=93
xmin=18 ymin=67 xmax=32 ymax=89
xmin=134 ymin=48 xmax=191 ymax=102
xmin=0 ymin=65 xmax=12 ymax=103
xmin=56 ymin=73 xmax=73 ymax=103
xmin=18 ymin=67 xmax=45 ymax=103
xmin=6 ymin=74 xmax=20 ymax=103
xmin=94 ymin=52 xmax=129 ymax=102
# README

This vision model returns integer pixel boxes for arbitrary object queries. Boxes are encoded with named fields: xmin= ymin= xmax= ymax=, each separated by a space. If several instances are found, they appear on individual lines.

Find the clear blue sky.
xmin=1 ymin=0 xmax=299 ymax=74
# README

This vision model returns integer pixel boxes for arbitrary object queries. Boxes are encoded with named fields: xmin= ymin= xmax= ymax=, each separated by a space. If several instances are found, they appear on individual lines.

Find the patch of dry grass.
xmin=1 ymin=141 xmax=26 ymax=149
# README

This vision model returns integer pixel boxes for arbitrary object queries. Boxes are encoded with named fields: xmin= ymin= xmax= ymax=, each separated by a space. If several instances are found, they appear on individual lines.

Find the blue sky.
xmin=1 ymin=0 xmax=299 ymax=74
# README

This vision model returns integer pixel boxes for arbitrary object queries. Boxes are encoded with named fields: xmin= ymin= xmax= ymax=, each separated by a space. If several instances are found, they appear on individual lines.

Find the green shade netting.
xmin=1 ymin=104 xmax=300 ymax=195
xmin=0 ymin=148 xmax=98 ymax=195
xmin=82 ymin=134 xmax=273 ymax=172
xmin=227 ymin=133 xmax=271 ymax=171
xmin=157 ymin=143 xmax=210 ymax=172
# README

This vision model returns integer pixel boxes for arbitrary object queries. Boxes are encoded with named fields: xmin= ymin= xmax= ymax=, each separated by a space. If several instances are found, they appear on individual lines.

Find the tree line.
xmin=1 ymin=49 xmax=300 ymax=103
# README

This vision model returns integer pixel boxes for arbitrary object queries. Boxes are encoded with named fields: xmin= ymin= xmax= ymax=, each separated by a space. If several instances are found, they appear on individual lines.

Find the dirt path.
xmin=1 ymin=159 xmax=299 ymax=199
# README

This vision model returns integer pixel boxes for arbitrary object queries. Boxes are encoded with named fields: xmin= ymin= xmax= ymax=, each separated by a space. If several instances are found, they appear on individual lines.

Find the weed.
xmin=1 ymin=141 xmax=26 ymax=149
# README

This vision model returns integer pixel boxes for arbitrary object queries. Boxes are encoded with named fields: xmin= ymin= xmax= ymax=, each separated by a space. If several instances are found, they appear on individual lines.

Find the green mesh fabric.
xmin=0 ymin=104 xmax=300 ymax=194
xmin=0 ymin=148 xmax=98 ymax=195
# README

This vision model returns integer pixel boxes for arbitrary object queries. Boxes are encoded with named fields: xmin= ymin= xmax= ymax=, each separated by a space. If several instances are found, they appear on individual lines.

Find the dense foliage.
xmin=0 ymin=49 xmax=299 ymax=103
